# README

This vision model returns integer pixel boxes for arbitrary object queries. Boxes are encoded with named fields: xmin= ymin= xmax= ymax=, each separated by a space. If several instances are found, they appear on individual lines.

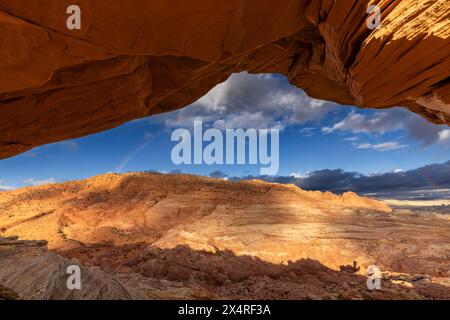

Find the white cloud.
xmin=355 ymin=141 xmax=407 ymax=152
xmin=290 ymin=172 xmax=309 ymax=179
xmin=323 ymin=108 xmax=450 ymax=147
xmin=355 ymin=143 xmax=372 ymax=149
xmin=23 ymin=178 xmax=56 ymax=186
xmin=162 ymin=72 xmax=336 ymax=130
xmin=438 ymin=129 xmax=450 ymax=143
xmin=299 ymin=127 xmax=315 ymax=137
xmin=322 ymin=110 xmax=403 ymax=134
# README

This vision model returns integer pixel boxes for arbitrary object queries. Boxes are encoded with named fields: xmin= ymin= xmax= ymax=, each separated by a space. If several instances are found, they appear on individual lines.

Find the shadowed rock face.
xmin=0 ymin=0 xmax=449 ymax=158
xmin=0 ymin=236 xmax=138 ymax=299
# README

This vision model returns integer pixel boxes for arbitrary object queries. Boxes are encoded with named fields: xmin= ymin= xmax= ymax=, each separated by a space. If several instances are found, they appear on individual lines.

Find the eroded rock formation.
xmin=0 ymin=0 xmax=449 ymax=158
xmin=0 ymin=236 xmax=139 ymax=299
xmin=0 ymin=173 xmax=449 ymax=299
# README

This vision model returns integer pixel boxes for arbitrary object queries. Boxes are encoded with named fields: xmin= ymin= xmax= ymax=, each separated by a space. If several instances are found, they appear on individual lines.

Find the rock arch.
xmin=0 ymin=0 xmax=448 ymax=158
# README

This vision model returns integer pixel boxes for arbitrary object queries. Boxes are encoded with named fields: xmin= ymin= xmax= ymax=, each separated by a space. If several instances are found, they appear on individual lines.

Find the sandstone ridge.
xmin=0 ymin=172 xmax=449 ymax=299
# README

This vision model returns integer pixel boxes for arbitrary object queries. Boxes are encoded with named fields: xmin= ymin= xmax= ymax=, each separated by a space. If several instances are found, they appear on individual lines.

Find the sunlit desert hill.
xmin=1 ymin=172 xmax=449 ymax=299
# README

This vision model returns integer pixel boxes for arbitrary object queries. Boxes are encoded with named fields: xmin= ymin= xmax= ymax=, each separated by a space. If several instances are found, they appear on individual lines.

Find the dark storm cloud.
xmin=230 ymin=161 xmax=450 ymax=193
xmin=209 ymin=170 xmax=228 ymax=179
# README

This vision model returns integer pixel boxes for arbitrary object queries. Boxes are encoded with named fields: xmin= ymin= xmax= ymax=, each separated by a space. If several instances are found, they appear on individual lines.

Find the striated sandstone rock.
xmin=0 ymin=236 xmax=138 ymax=299
xmin=0 ymin=283 xmax=19 ymax=300
xmin=0 ymin=172 xmax=393 ymax=258
xmin=0 ymin=172 xmax=449 ymax=299
xmin=0 ymin=0 xmax=449 ymax=158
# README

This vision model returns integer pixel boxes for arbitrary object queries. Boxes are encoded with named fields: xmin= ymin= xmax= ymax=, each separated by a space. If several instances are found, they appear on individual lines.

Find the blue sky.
xmin=0 ymin=72 xmax=449 ymax=191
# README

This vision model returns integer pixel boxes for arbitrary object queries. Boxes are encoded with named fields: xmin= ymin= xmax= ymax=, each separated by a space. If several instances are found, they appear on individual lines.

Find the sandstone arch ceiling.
xmin=0 ymin=0 xmax=449 ymax=159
